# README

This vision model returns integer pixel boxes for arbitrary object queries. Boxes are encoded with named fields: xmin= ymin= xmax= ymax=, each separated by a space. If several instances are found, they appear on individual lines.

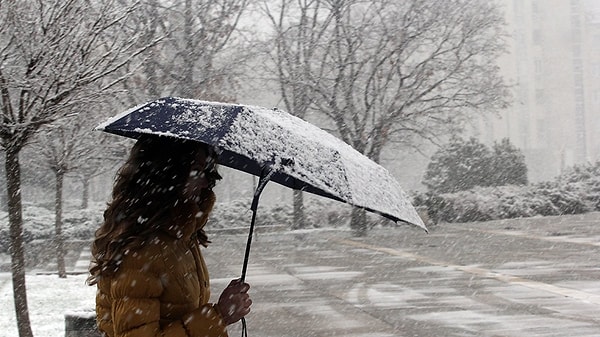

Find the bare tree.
xmin=263 ymin=0 xmax=335 ymax=229
xmin=75 ymin=138 xmax=126 ymax=209
xmin=0 ymin=150 xmax=5 ymax=212
xmin=265 ymin=0 xmax=510 ymax=236
xmin=174 ymin=0 xmax=249 ymax=99
xmin=115 ymin=0 xmax=257 ymax=209
xmin=0 ymin=1 xmax=154 ymax=336
xmin=30 ymin=111 xmax=116 ymax=278
xmin=118 ymin=0 xmax=251 ymax=105
xmin=313 ymin=0 xmax=510 ymax=157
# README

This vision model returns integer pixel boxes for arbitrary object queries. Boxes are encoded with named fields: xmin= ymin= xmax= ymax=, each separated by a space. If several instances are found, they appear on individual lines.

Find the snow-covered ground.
xmin=0 ymin=272 xmax=96 ymax=337
xmin=0 ymin=199 xmax=345 ymax=337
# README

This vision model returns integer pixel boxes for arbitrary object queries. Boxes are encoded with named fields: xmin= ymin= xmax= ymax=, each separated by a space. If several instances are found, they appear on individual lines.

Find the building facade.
xmin=481 ymin=0 xmax=600 ymax=182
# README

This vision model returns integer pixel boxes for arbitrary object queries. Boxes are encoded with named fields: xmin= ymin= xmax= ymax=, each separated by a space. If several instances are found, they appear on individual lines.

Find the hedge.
xmin=415 ymin=161 xmax=600 ymax=224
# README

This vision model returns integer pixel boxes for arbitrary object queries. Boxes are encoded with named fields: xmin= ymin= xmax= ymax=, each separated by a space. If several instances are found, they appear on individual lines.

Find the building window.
xmin=534 ymin=59 xmax=543 ymax=75
xmin=572 ymin=44 xmax=581 ymax=58
xmin=536 ymin=89 xmax=545 ymax=104
xmin=570 ymin=0 xmax=580 ymax=11
xmin=571 ymin=14 xmax=580 ymax=27
xmin=592 ymin=90 xmax=600 ymax=104
xmin=532 ymin=29 xmax=541 ymax=45
xmin=532 ymin=0 xmax=540 ymax=21
xmin=592 ymin=63 xmax=600 ymax=78
xmin=594 ymin=34 xmax=600 ymax=49
xmin=536 ymin=118 xmax=546 ymax=145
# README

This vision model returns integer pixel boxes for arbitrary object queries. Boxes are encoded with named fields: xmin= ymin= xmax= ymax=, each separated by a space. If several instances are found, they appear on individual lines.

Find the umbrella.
xmin=96 ymin=96 xmax=426 ymax=276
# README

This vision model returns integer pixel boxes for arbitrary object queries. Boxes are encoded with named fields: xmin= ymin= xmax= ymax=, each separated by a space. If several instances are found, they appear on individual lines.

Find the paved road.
xmin=6 ymin=212 xmax=599 ymax=336
xmin=203 ymin=212 xmax=600 ymax=337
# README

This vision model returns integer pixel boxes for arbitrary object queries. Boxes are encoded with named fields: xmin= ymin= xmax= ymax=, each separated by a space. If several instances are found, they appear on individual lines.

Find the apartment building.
xmin=480 ymin=0 xmax=600 ymax=181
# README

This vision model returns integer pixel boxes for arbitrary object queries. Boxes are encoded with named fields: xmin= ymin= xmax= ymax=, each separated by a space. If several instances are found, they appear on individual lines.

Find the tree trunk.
xmin=0 ymin=186 xmax=6 ymax=212
xmin=350 ymin=207 xmax=367 ymax=237
xmin=292 ymin=190 xmax=306 ymax=229
xmin=81 ymin=176 xmax=89 ymax=209
xmin=5 ymin=147 xmax=34 ymax=337
xmin=182 ymin=0 xmax=195 ymax=98
xmin=143 ymin=0 xmax=159 ymax=98
xmin=55 ymin=171 xmax=67 ymax=278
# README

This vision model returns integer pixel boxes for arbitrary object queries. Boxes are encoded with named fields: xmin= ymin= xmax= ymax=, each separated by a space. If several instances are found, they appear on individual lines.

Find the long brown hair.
xmin=87 ymin=136 xmax=220 ymax=285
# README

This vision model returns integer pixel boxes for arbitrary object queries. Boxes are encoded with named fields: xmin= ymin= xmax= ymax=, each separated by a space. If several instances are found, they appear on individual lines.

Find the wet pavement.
xmin=204 ymin=212 xmax=600 ymax=337
xmin=5 ymin=212 xmax=599 ymax=336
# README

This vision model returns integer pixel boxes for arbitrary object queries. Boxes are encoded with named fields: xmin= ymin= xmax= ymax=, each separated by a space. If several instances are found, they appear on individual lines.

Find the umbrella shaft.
xmin=241 ymin=165 xmax=275 ymax=282
xmin=240 ymin=209 xmax=257 ymax=282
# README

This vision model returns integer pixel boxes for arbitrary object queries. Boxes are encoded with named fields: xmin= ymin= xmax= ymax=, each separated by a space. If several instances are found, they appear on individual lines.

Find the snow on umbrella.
xmin=96 ymin=97 xmax=426 ymax=270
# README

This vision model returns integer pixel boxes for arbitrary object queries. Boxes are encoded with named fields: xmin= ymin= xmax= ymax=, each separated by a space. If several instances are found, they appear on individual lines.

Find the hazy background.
xmin=5 ymin=0 xmax=599 ymax=209
xmin=227 ymin=0 xmax=600 ymax=204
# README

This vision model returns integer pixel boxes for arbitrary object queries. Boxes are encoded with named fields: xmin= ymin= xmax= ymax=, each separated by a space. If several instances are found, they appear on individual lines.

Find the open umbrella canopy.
xmin=96 ymin=97 xmax=425 ymax=230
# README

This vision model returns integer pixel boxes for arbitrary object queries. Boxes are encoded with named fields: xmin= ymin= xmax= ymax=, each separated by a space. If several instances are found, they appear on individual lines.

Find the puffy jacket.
xmin=96 ymin=192 xmax=227 ymax=337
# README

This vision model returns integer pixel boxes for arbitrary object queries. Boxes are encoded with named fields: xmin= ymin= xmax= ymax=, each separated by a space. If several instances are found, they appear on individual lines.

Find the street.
xmin=205 ymin=212 xmax=600 ymax=337
xmin=2 ymin=212 xmax=600 ymax=336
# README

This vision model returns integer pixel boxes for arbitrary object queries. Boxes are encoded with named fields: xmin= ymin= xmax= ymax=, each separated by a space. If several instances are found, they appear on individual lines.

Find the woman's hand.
xmin=216 ymin=279 xmax=252 ymax=325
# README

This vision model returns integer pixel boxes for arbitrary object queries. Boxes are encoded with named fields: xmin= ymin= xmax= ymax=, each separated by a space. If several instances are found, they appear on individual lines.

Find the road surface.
xmin=3 ymin=212 xmax=600 ymax=336
xmin=205 ymin=212 xmax=600 ymax=337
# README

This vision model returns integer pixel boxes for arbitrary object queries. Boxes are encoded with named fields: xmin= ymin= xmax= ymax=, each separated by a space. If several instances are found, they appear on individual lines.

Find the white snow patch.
xmin=0 ymin=273 xmax=96 ymax=337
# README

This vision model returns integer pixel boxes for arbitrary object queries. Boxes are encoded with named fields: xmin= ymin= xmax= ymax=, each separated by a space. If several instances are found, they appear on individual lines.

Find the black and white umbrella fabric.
xmin=97 ymin=96 xmax=426 ymax=270
xmin=97 ymin=96 xmax=426 ymax=335
xmin=97 ymin=97 xmax=424 ymax=228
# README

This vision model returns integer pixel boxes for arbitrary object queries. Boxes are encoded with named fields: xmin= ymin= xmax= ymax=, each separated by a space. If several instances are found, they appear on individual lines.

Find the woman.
xmin=87 ymin=136 xmax=251 ymax=337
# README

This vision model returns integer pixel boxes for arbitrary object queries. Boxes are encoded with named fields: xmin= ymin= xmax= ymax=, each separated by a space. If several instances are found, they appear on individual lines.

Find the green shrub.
xmin=423 ymin=137 xmax=528 ymax=195
xmin=417 ymin=159 xmax=600 ymax=224
xmin=556 ymin=162 xmax=600 ymax=211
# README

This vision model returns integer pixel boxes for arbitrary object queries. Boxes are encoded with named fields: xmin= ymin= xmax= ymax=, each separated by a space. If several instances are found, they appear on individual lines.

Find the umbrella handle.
xmin=241 ymin=164 xmax=275 ymax=282
xmin=240 ymin=162 xmax=291 ymax=337
xmin=239 ymin=166 xmax=276 ymax=337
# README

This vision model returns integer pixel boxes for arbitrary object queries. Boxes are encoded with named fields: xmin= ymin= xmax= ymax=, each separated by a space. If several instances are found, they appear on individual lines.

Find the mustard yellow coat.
xmin=96 ymin=194 xmax=227 ymax=337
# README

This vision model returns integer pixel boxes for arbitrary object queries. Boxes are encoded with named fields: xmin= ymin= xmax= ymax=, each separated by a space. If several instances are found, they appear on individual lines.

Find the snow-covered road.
xmin=2 ymin=212 xmax=600 ymax=336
